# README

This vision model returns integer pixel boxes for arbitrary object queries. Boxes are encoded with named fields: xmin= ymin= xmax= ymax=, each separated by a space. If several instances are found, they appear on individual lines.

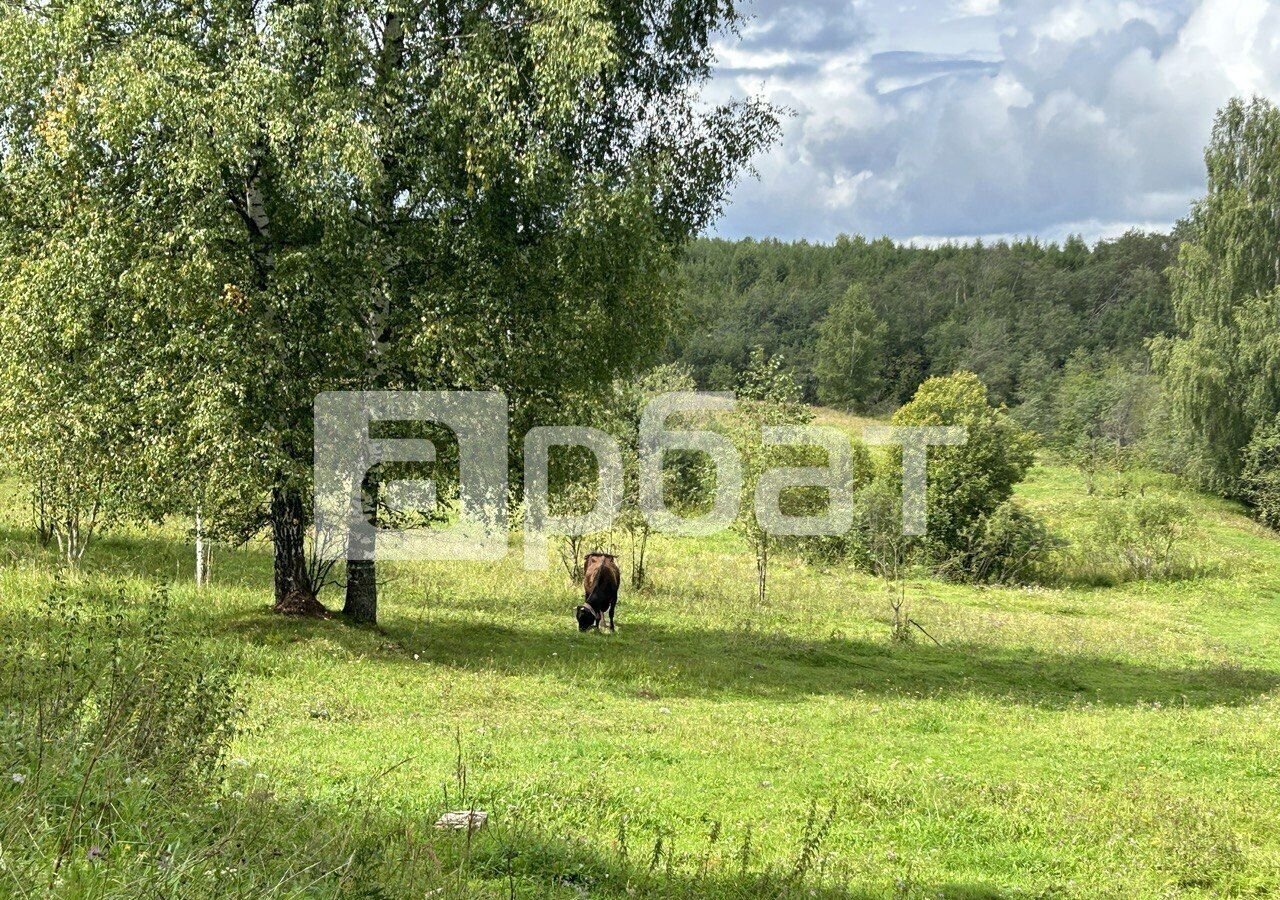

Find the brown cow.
xmin=576 ymin=553 xmax=620 ymax=632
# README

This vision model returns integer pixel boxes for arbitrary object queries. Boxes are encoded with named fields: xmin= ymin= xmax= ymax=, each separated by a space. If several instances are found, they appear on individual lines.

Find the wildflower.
xmin=9 ymin=773 xmax=24 ymax=784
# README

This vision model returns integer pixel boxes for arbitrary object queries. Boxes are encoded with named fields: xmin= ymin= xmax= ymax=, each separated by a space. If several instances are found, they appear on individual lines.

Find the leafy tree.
xmin=1053 ymin=354 xmax=1115 ymax=494
xmin=0 ymin=240 xmax=176 ymax=563
xmin=728 ymin=348 xmax=810 ymax=608
xmin=609 ymin=363 xmax=698 ymax=589
xmin=1242 ymin=415 xmax=1280 ymax=530
xmin=0 ymin=0 xmax=778 ymax=617
xmin=1010 ymin=351 xmax=1059 ymax=436
xmin=1159 ymin=97 xmax=1280 ymax=496
xmin=536 ymin=362 xmax=698 ymax=587
xmin=889 ymin=372 xmax=1037 ymax=568
xmin=814 ymin=283 xmax=886 ymax=410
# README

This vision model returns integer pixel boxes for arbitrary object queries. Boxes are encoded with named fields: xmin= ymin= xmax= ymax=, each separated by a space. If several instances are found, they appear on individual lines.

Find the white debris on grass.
xmin=434 ymin=810 xmax=488 ymax=831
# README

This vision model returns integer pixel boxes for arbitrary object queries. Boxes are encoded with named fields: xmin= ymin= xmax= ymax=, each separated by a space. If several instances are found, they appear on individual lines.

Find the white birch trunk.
xmin=195 ymin=506 xmax=209 ymax=587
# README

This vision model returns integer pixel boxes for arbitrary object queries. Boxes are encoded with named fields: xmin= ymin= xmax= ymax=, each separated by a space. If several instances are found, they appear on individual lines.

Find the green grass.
xmin=3 ymin=461 xmax=1280 ymax=897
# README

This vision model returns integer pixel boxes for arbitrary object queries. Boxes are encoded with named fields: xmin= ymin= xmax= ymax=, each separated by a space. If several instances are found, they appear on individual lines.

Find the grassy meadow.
xmin=3 ymin=443 xmax=1280 ymax=898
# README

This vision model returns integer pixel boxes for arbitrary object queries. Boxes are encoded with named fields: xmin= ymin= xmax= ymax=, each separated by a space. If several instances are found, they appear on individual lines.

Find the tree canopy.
xmin=0 ymin=0 xmax=779 ymax=611
xmin=669 ymin=230 xmax=1177 ymax=409
xmin=1157 ymin=96 xmax=1280 ymax=495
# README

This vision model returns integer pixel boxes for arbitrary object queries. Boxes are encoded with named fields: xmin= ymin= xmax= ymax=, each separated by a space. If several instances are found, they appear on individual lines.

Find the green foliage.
xmin=950 ymin=499 xmax=1060 ymax=585
xmin=1051 ymin=349 xmax=1158 ymax=491
xmin=814 ymin=283 xmax=886 ymax=410
xmin=0 ymin=0 xmax=780 ymax=586
xmin=1 ymin=587 xmax=239 ymax=778
xmin=1241 ymin=414 xmax=1280 ymax=530
xmin=670 ymin=230 xmax=1176 ymax=407
xmin=1089 ymin=492 xmax=1192 ymax=582
xmin=847 ymin=476 xmax=912 ymax=578
xmin=1160 ymin=97 xmax=1280 ymax=495
xmin=0 ymin=586 xmax=240 ymax=889
xmin=727 ymin=349 xmax=812 ymax=605
xmin=1009 ymin=350 xmax=1059 ymax=436
xmin=545 ymin=362 xmax=700 ymax=584
xmin=787 ymin=441 xmax=875 ymax=566
xmin=890 ymin=372 xmax=1037 ymax=567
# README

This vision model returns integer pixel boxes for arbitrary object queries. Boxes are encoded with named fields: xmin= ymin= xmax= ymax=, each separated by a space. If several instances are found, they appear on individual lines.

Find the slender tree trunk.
xmin=271 ymin=485 xmax=322 ymax=615
xmin=33 ymin=477 xmax=53 ymax=548
xmin=195 ymin=506 xmax=207 ymax=587
xmin=343 ymin=479 xmax=378 ymax=625
xmin=756 ymin=540 xmax=768 ymax=607
xmin=631 ymin=524 xmax=649 ymax=589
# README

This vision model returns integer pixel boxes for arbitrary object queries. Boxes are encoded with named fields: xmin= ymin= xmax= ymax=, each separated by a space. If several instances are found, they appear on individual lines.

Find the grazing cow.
xmin=577 ymin=553 xmax=620 ymax=632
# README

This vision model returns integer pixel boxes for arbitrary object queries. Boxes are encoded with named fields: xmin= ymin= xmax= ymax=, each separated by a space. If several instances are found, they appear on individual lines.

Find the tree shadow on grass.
xmin=196 ymin=605 xmax=1280 ymax=709
xmin=169 ymin=778 xmax=1029 ymax=899
xmin=461 ymin=823 xmax=1018 ymax=899
xmin=3 ymin=521 xmax=1274 ymax=710
xmin=93 ymin=779 xmax=1025 ymax=899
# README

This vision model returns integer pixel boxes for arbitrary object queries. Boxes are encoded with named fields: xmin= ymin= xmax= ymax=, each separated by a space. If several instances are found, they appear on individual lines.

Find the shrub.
xmin=947 ymin=499 xmax=1061 ymax=585
xmin=890 ymin=372 xmax=1037 ymax=566
xmin=786 ymin=440 xmax=875 ymax=566
xmin=1090 ymin=493 xmax=1192 ymax=580
xmin=847 ymin=476 xmax=916 ymax=577
xmin=0 ymin=585 xmax=240 ymax=890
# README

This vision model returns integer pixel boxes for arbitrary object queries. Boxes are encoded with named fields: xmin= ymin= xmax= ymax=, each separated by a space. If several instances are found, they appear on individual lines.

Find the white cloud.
xmin=711 ymin=0 xmax=1280 ymax=242
xmin=954 ymin=0 xmax=1001 ymax=17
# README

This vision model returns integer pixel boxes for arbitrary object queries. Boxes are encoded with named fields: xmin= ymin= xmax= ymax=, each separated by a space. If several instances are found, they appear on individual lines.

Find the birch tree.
xmin=0 ymin=0 xmax=779 ymax=615
xmin=727 ymin=349 xmax=811 ymax=608
xmin=1157 ymin=97 xmax=1280 ymax=496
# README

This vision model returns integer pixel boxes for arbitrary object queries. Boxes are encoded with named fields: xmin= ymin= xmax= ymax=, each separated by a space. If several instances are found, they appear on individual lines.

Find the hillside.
xmin=3 ymin=455 xmax=1279 ymax=897
xmin=668 ymin=233 xmax=1178 ymax=411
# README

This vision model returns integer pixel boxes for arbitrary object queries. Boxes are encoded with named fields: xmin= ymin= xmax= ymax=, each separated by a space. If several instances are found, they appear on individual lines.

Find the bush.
xmin=786 ymin=440 xmax=875 ymax=566
xmin=1242 ymin=415 xmax=1280 ymax=530
xmin=0 ymin=586 xmax=240 ymax=891
xmin=947 ymin=499 xmax=1061 ymax=585
xmin=890 ymin=372 xmax=1037 ymax=565
xmin=847 ymin=476 xmax=916 ymax=577
xmin=1090 ymin=492 xmax=1191 ymax=581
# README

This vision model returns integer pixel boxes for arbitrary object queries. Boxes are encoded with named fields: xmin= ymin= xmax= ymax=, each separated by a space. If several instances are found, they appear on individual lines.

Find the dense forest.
xmin=668 ymin=230 xmax=1180 ymax=413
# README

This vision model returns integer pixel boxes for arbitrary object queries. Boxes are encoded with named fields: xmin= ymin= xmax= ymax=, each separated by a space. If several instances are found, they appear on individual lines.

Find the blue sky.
xmin=707 ymin=0 xmax=1280 ymax=243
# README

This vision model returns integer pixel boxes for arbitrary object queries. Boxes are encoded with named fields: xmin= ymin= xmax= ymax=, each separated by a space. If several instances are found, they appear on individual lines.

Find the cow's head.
xmin=575 ymin=604 xmax=598 ymax=632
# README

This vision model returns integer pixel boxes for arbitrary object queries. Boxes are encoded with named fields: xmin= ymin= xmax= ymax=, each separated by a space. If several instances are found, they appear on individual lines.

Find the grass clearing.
xmin=2 ymin=461 xmax=1280 ymax=897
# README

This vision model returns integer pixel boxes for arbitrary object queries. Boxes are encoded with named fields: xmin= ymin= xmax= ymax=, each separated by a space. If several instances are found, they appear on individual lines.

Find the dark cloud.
xmin=868 ymin=51 xmax=1001 ymax=95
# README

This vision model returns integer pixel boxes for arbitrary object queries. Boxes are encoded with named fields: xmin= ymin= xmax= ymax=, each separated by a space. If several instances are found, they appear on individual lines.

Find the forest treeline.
xmin=661 ymin=97 xmax=1280 ymax=535
xmin=668 ymin=229 xmax=1178 ymax=413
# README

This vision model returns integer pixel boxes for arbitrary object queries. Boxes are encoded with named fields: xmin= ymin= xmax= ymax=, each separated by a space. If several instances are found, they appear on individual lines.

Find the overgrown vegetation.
xmin=1 ymin=458 xmax=1279 ymax=897
xmin=0 ymin=0 xmax=1278 ymax=885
